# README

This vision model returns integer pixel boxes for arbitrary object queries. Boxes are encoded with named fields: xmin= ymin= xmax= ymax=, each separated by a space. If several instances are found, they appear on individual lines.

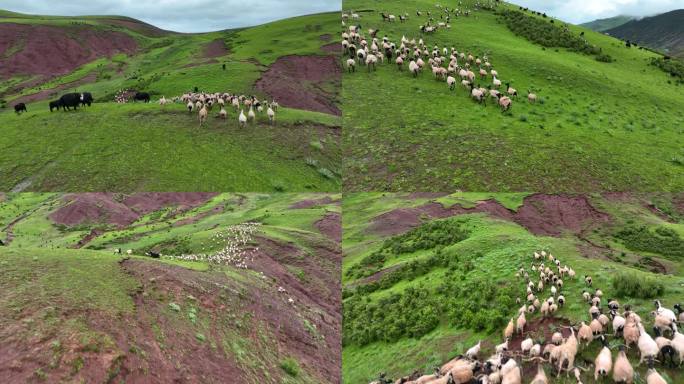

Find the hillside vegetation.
xmin=580 ymin=16 xmax=634 ymax=32
xmin=342 ymin=192 xmax=684 ymax=384
xmin=0 ymin=192 xmax=342 ymax=384
xmin=342 ymin=0 xmax=684 ymax=192
xmin=0 ymin=11 xmax=341 ymax=191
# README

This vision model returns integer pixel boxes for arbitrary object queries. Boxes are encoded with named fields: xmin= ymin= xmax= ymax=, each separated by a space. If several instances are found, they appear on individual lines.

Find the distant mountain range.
xmin=582 ymin=10 xmax=684 ymax=58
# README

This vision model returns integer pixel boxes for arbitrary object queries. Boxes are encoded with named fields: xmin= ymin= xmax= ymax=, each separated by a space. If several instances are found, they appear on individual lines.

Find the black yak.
xmin=14 ymin=103 xmax=27 ymax=114
xmin=59 ymin=93 xmax=82 ymax=111
xmin=146 ymin=251 xmax=161 ymax=258
xmin=80 ymin=92 xmax=93 ymax=107
xmin=49 ymin=100 xmax=62 ymax=112
xmin=133 ymin=92 xmax=151 ymax=103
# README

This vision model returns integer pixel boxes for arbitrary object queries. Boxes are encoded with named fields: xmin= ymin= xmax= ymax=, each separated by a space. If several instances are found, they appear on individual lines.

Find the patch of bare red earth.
xmin=0 ymin=24 xmax=137 ymax=80
xmin=246 ymin=235 xmax=341 ymax=382
xmin=368 ymin=194 xmax=610 ymax=237
xmin=203 ymin=39 xmax=228 ymax=58
xmin=49 ymin=193 xmax=218 ymax=228
xmin=254 ymin=54 xmax=341 ymax=116
xmin=315 ymin=212 xmax=342 ymax=243
xmin=0 ymin=239 xmax=341 ymax=384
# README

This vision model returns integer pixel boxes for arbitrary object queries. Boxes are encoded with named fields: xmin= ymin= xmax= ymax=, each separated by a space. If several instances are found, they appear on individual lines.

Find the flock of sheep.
xmin=159 ymin=92 xmax=279 ymax=127
xmin=342 ymin=2 xmax=539 ymax=113
xmin=370 ymin=250 xmax=684 ymax=384
xmin=10 ymin=90 xmax=280 ymax=128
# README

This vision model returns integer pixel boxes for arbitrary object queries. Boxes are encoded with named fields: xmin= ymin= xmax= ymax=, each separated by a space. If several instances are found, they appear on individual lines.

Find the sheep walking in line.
xmin=267 ymin=106 xmax=276 ymax=124
xmin=369 ymin=243 xmax=684 ymax=384
xmin=347 ymin=58 xmax=357 ymax=72
xmin=198 ymin=105 xmax=208 ymax=127
xmin=238 ymin=109 xmax=247 ymax=127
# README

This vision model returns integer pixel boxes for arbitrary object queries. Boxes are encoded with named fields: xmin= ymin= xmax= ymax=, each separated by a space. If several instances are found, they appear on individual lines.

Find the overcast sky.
xmin=0 ymin=0 xmax=341 ymax=32
xmin=514 ymin=0 xmax=683 ymax=24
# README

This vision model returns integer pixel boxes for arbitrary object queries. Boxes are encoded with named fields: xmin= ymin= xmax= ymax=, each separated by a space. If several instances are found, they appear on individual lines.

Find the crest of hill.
xmin=580 ymin=15 xmax=634 ymax=32
xmin=0 ymin=9 xmax=174 ymax=37
xmin=606 ymin=9 xmax=684 ymax=58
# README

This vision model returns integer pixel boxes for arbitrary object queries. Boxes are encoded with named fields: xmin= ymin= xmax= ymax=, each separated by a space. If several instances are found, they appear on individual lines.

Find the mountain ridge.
xmin=606 ymin=9 xmax=684 ymax=58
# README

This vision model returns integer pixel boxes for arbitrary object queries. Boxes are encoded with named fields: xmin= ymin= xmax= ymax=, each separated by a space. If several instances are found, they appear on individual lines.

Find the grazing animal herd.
xmin=170 ymin=92 xmax=279 ymax=127
xmin=343 ymin=2 xmax=539 ymax=114
xmin=368 ymin=249 xmax=683 ymax=384
xmin=9 ymin=90 xmax=280 ymax=127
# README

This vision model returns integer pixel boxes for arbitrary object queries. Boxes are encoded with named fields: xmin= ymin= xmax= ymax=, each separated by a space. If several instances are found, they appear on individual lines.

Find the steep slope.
xmin=0 ymin=193 xmax=342 ymax=384
xmin=580 ymin=15 xmax=633 ymax=32
xmin=342 ymin=193 xmax=684 ymax=384
xmin=606 ymin=10 xmax=684 ymax=58
xmin=0 ymin=11 xmax=341 ymax=192
xmin=342 ymin=0 xmax=684 ymax=192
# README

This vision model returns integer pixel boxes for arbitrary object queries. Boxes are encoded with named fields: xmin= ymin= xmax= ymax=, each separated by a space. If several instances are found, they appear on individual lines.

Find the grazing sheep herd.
xmin=10 ymin=89 xmax=280 ymax=128
xmin=368 ymin=250 xmax=683 ymax=384
xmin=343 ymin=2 xmax=539 ymax=114
xmin=166 ymin=92 xmax=279 ymax=127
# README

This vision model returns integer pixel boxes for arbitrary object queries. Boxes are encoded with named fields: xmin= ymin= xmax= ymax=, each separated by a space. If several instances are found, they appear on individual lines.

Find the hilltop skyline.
xmin=0 ymin=0 xmax=341 ymax=32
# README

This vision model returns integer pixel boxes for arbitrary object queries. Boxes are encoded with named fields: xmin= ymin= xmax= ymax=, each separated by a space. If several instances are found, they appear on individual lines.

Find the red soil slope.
xmin=0 ymin=23 xmax=138 ymax=80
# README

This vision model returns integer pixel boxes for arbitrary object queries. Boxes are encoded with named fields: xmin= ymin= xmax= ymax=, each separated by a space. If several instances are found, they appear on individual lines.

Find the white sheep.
xmin=594 ymin=336 xmax=612 ymax=380
xmin=267 ymin=106 xmax=275 ymax=124
xmin=446 ymin=76 xmax=457 ymax=90
xmin=198 ymin=105 xmax=208 ymax=126
xmin=238 ymin=109 xmax=247 ymax=127
xmin=612 ymin=346 xmax=633 ymax=383
xmin=637 ymin=323 xmax=659 ymax=365
xmin=465 ymin=340 xmax=481 ymax=359
xmin=520 ymin=338 xmax=533 ymax=354
xmin=346 ymin=58 xmax=356 ymax=73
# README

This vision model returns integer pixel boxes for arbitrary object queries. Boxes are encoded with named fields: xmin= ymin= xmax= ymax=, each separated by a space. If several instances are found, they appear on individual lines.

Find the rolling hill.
xmin=580 ymin=15 xmax=633 ymax=32
xmin=0 ymin=11 xmax=342 ymax=192
xmin=0 ymin=192 xmax=342 ymax=383
xmin=342 ymin=0 xmax=684 ymax=192
xmin=606 ymin=10 xmax=684 ymax=58
xmin=342 ymin=192 xmax=684 ymax=383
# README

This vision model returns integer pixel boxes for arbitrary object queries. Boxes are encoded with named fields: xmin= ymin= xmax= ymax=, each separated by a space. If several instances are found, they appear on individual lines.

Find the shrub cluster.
xmin=343 ymin=272 xmax=517 ymax=346
xmin=595 ymin=54 xmax=614 ymax=63
xmin=346 ymin=248 xmax=476 ymax=298
xmin=346 ymin=218 xmax=469 ymax=278
xmin=650 ymin=57 xmax=684 ymax=84
xmin=611 ymin=271 xmax=665 ymax=298
xmin=615 ymin=225 xmax=684 ymax=258
xmin=498 ymin=10 xmax=603 ymax=57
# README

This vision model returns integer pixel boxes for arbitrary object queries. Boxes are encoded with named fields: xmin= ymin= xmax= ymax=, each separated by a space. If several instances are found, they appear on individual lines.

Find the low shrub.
xmin=611 ymin=271 xmax=664 ymax=298
xmin=280 ymin=358 xmax=300 ymax=377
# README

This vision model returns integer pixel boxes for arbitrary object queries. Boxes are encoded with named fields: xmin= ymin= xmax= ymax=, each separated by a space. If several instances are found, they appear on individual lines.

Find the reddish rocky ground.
xmin=255 ymin=54 xmax=341 ymax=116
xmin=49 ymin=193 xmax=217 ymax=228
xmin=368 ymin=194 xmax=610 ymax=237
xmin=0 ymin=23 xmax=138 ymax=80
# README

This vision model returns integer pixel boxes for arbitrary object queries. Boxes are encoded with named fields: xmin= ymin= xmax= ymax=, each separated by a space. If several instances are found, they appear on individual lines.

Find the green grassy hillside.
xmin=0 ymin=12 xmax=341 ymax=191
xmin=342 ymin=0 xmax=684 ymax=192
xmin=0 ymin=192 xmax=342 ymax=384
xmin=342 ymin=192 xmax=684 ymax=384
xmin=580 ymin=15 xmax=634 ymax=32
